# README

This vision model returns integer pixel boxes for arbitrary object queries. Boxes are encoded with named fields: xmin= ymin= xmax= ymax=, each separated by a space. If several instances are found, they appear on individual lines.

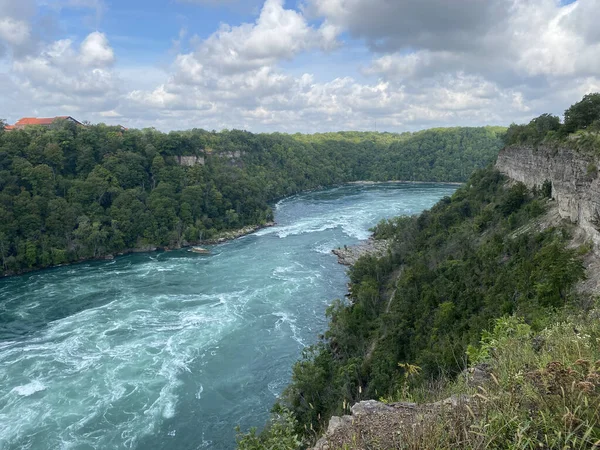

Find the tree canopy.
xmin=0 ymin=123 xmax=503 ymax=276
xmin=564 ymin=92 xmax=600 ymax=133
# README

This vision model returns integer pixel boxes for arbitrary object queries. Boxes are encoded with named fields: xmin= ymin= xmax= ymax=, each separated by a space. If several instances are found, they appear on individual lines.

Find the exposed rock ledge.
xmin=312 ymin=365 xmax=492 ymax=449
xmin=312 ymin=396 xmax=471 ymax=450
xmin=332 ymin=238 xmax=390 ymax=266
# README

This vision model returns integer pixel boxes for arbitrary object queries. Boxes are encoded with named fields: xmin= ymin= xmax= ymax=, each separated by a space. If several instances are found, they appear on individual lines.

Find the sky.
xmin=1 ymin=0 xmax=599 ymax=133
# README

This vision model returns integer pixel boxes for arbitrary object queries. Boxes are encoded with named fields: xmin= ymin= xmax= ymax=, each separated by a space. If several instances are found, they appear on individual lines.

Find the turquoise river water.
xmin=0 ymin=183 xmax=457 ymax=450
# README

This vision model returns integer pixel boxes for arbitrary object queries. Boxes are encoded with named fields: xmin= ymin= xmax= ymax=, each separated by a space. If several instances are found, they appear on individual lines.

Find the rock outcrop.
xmin=312 ymin=396 xmax=471 ymax=450
xmin=332 ymin=239 xmax=390 ymax=266
xmin=177 ymin=155 xmax=205 ymax=166
xmin=496 ymin=145 xmax=600 ymax=252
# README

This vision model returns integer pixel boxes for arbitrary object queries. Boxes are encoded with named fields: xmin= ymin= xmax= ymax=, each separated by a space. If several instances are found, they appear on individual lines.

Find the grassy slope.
xmin=381 ymin=308 xmax=600 ymax=449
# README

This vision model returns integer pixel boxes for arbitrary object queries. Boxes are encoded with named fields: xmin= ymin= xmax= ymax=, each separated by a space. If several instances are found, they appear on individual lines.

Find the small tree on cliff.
xmin=563 ymin=92 xmax=600 ymax=133
xmin=503 ymin=114 xmax=560 ymax=146
xmin=530 ymin=113 xmax=561 ymax=136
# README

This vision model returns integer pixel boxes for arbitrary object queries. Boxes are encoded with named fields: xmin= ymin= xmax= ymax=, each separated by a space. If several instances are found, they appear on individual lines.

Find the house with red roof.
xmin=6 ymin=116 xmax=83 ymax=130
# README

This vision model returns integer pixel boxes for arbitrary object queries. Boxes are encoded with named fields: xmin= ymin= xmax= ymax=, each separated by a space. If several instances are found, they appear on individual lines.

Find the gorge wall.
xmin=496 ymin=145 xmax=600 ymax=251
xmin=311 ymin=147 xmax=600 ymax=449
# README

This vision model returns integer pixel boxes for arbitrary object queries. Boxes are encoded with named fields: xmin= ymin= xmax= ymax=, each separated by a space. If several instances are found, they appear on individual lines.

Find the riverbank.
xmin=0 ymin=222 xmax=276 ymax=278
xmin=194 ymin=222 xmax=275 ymax=246
xmin=331 ymin=180 xmax=463 ymax=266
xmin=1 ymin=181 xmax=460 ymax=278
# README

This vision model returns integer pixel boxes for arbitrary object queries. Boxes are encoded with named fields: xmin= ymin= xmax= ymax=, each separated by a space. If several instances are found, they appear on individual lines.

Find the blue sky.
xmin=1 ymin=0 xmax=599 ymax=132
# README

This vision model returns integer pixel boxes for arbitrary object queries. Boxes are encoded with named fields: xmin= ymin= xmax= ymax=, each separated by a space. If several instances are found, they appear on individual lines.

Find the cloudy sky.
xmin=1 ymin=0 xmax=599 ymax=132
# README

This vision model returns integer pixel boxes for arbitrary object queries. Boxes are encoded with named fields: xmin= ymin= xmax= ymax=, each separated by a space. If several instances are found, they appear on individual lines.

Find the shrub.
xmin=236 ymin=407 xmax=303 ymax=450
xmin=541 ymin=179 xmax=553 ymax=198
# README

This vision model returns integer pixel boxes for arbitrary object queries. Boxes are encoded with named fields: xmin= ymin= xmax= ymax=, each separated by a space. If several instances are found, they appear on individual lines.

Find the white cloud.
xmin=357 ymin=0 xmax=600 ymax=83
xmin=0 ymin=18 xmax=31 ymax=47
xmin=99 ymin=109 xmax=122 ymax=117
xmin=127 ymin=84 xmax=213 ymax=111
xmin=79 ymin=32 xmax=114 ymax=67
xmin=564 ymin=0 xmax=600 ymax=44
xmin=0 ymin=1 xmax=121 ymax=122
xmin=304 ymin=0 xmax=511 ymax=52
xmin=8 ymin=32 xmax=120 ymax=117
xmin=0 ymin=0 xmax=36 ymax=57
xmin=3 ymin=0 xmax=600 ymax=132
xmin=124 ymin=63 xmax=533 ymax=132
xmin=186 ymin=0 xmax=338 ymax=74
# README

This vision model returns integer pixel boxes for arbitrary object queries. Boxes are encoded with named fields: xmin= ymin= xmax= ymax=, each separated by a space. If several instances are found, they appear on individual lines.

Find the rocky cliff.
xmin=496 ymin=145 xmax=600 ymax=251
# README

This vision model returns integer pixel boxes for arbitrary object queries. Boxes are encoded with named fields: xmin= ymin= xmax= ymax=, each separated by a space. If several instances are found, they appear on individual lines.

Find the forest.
xmin=0 ymin=123 xmax=503 ymax=276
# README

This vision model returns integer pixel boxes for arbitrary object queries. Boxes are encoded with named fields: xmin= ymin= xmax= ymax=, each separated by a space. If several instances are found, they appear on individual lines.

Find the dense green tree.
xmin=504 ymin=113 xmax=561 ymax=146
xmin=530 ymin=113 xmax=561 ymax=135
xmin=0 ymin=122 xmax=504 ymax=276
xmin=564 ymin=92 xmax=600 ymax=133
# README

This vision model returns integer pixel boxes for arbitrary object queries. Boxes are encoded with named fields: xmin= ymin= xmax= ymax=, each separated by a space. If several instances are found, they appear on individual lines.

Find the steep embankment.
xmin=496 ymin=145 xmax=600 ymax=250
xmin=300 ymin=147 xmax=600 ymax=450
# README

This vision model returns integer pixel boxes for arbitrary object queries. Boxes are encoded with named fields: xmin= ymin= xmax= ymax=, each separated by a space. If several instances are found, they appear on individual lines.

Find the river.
xmin=0 ymin=182 xmax=457 ymax=449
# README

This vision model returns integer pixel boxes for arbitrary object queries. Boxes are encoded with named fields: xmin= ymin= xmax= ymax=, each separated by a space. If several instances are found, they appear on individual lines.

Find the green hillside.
xmin=0 ymin=124 xmax=503 ymax=276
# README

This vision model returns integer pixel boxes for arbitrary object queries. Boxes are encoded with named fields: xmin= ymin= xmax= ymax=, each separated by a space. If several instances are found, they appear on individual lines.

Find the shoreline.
xmin=331 ymin=236 xmax=391 ymax=300
xmin=0 ymin=222 xmax=276 ymax=279
xmin=2 ymin=180 xmax=459 ymax=278
xmin=192 ymin=221 xmax=276 ymax=246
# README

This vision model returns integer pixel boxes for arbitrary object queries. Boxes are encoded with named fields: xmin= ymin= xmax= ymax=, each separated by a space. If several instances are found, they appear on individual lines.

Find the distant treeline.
xmin=0 ymin=124 xmax=503 ymax=275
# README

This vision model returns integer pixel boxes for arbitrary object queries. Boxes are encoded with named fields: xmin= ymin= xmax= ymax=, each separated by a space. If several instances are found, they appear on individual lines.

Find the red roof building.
xmin=8 ymin=116 xmax=83 ymax=130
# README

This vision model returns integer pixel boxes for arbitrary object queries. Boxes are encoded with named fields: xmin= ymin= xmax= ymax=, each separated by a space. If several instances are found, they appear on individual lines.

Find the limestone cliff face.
xmin=496 ymin=145 xmax=600 ymax=251
xmin=177 ymin=155 xmax=205 ymax=166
